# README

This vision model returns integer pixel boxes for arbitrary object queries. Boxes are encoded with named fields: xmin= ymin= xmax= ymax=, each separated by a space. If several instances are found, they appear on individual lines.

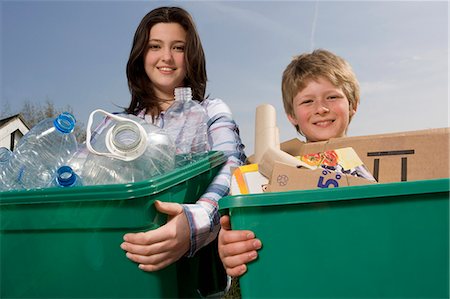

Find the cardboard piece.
xmin=254 ymin=104 xmax=280 ymax=164
xmin=297 ymin=147 xmax=376 ymax=181
xmin=267 ymin=162 xmax=376 ymax=193
xmin=266 ymin=147 xmax=377 ymax=192
xmin=280 ymin=128 xmax=450 ymax=183
xmin=259 ymin=147 xmax=313 ymax=178
xmin=230 ymin=164 xmax=268 ymax=195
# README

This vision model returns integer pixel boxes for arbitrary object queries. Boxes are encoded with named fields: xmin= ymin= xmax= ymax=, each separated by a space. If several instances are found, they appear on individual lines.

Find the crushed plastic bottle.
xmin=0 ymin=147 xmax=14 ymax=191
xmin=49 ymin=165 xmax=83 ymax=187
xmin=82 ymin=109 xmax=176 ymax=185
xmin=163 ymin=87 xmax=210 ymax=165
xmin=0 ymin=112 xmax=78 ymax=190
xmin=0 ymin=147 xmax=12 ymax=166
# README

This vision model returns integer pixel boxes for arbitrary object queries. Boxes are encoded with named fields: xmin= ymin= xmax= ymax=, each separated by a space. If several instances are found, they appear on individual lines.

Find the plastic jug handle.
xmin=86 ymin=109 xmax=148 ymax=161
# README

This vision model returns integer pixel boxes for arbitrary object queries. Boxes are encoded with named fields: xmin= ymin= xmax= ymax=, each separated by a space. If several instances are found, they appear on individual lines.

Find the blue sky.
xmin=1 ymin=0 xmax=448 ymax=154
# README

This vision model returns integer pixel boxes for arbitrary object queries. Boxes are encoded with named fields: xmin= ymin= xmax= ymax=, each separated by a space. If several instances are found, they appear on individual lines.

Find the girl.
xmin=120 ymin=6 xmax=246 ymax=271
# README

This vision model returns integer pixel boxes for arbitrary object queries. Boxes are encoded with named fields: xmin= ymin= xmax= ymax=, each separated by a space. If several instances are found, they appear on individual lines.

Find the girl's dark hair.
xmin=126 ymin=7 xmax=207 ymax=117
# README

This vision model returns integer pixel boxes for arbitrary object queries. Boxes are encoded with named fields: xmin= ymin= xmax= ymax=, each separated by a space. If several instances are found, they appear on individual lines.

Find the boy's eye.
xmin=327 ymin=94 xmax=342 ymax=100
xmin=300 ymin=99 xmax=313 ymax=105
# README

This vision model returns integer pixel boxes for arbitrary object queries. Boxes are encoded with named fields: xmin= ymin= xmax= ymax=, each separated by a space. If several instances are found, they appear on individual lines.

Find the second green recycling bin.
xmin=220 ymin=178 xmax=449 ymax=298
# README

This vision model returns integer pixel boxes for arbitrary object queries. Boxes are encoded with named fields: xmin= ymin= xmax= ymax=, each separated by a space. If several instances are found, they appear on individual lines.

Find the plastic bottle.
xmin=0 ymin=147 xmax=12 ymax=165
xmin=163 ymin=87 xmax=210 ymax=165
xmin=66 ymin=141 xmax=89 ymax=174
xmin=49 ymin=165 xmax=83 ymax=187
xmin=1 ymin=112 xmax=78 ymax=190
xmin=82 ymin=109 xmax=176 ymax=185
xmin=0 ymin=147 xmax=14 ymax=191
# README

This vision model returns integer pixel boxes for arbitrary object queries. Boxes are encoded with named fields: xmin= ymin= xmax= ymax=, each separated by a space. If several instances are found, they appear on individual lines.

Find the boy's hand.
xmin=120 ymin=200 xmax=190 ymax=272
xmin=218 ymin=215 xmax=262 ymax=277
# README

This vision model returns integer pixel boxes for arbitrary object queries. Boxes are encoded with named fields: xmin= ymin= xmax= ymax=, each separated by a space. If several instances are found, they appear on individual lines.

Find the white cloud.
xmin=360 ymin=81 xmax=398 ymax=95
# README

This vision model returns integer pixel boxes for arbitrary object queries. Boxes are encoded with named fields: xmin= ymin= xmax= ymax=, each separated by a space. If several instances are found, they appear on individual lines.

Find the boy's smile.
xmin=314 ymin=120 xmax=334 ymax=127
xmin=288 ymin=76 xmax=356 ymax=142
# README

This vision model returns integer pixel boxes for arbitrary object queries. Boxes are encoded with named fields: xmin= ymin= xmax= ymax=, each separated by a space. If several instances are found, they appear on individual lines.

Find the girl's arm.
xmin=182 ymin=98 xmax=247 ymax=256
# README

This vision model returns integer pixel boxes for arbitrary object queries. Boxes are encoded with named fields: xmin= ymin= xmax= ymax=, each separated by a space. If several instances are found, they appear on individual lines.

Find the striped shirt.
xmin=140 ymin=98 xmax=247 ymax=256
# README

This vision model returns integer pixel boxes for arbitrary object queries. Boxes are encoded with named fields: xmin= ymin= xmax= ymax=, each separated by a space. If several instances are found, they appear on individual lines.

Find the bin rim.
xmin=0 ymin=151 xmax=226 ymax=205
xmin=219 ymin=178 xmax=450 ymax=211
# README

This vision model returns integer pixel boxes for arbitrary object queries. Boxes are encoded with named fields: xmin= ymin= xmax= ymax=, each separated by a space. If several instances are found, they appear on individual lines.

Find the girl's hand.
xmin=120 ymin=200 xmax=190 ymax=271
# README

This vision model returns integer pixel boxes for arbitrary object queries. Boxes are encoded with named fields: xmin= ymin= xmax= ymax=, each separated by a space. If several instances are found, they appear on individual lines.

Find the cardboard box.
xmin=266 ymin=147 xmax=377 ymax=192
xmin=267 ymin=163 xmax=376 ymax=193
xmin=279 ymin=128 xmax=450 ymax=183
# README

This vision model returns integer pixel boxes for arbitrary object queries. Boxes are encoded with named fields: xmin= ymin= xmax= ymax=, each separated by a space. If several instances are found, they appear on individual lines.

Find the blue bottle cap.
xmin=56 ymin=165 xmax=77 ymax=187
xmin=54 ymin=112 xmax=76 ymax=134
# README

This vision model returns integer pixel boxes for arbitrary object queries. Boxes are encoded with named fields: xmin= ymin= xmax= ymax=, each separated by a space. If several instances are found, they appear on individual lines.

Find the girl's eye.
xmin=173 ymin=45 xmax=185 ymax=52
xmin=148 ymin=44 xmax=160 ymax=50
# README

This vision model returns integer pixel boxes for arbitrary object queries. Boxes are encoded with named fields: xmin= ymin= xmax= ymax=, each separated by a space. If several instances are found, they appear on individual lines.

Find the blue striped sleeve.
xmin=182 ymin=98 xmax=247 ymax=257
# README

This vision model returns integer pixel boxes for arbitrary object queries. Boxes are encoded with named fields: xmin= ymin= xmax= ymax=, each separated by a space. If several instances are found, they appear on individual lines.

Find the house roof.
xmin=0 ymin=114 xmax=30 ymax=130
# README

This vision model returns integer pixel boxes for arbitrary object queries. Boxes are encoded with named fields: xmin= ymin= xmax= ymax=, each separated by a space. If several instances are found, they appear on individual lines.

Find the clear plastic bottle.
xmin=49 ymin=165 xmax=83 ymax=187
xmin=163 ymin=87 xmax=210 ymax=165
xmin=66 ymin=141 xmax=89 ymax=174
xmin=82 ymin=109 xmax=176 ymax=186
xmin=0 ymin=147 xmax=14 ymax=191
xmin=1 ymin=112 xmax=78 ymax=190
xmin=0 ymin=147 xmax=12 ymax=165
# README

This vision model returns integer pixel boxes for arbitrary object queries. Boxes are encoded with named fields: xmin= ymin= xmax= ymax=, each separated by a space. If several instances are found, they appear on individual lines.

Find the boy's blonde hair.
xmin=282 ymin=49 xmax=360 ymax=124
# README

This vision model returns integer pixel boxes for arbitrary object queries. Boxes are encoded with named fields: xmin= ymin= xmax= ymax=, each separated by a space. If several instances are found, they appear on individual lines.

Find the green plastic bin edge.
xmin=219 ymin=178 xmax=450 ymax=211
xmin=0 ymin=151 xmax=225 ymax=205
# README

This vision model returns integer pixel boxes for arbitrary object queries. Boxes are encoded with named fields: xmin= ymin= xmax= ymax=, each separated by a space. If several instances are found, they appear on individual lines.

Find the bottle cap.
xmin=54 ymin=112 xmax=76 ymax=134
xmin=86 ymin=109 xmax=148 ymax=161
xmin=56 ymin=165 xmax=77 ymax=187
xmin=106 ymin=122 xmax=147 ymax=159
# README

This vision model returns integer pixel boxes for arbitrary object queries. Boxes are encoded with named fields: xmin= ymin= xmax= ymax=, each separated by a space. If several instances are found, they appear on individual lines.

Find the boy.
xmin=218 ymin=49 xmax=360 ymax=277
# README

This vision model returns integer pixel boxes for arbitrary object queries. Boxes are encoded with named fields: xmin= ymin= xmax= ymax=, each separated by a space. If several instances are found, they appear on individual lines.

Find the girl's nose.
xmin=161 ymin=48 xmax=173 ymax=62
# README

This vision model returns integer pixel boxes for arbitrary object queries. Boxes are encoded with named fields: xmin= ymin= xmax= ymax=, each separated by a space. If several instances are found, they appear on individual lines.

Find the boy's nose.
xmin=316 ymin=105 xmax=330 ymax=114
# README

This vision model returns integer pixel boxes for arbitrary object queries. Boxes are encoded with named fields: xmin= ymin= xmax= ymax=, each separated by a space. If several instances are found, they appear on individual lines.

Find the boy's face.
xmin=287 ymin=76 xmax=356 ymax=142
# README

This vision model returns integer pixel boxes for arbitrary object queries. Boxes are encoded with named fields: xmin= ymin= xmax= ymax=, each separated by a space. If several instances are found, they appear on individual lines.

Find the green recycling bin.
xmin=220 ymin=178 xmax=449 ymax=298
xmin=1 ymin=151 xmax=226 ymax=299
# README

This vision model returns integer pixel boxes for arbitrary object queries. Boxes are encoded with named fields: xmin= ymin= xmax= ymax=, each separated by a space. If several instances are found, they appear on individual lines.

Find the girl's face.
xmin=287 ymin=76 xmax=356 ymax=142
xmin=144 ymin=22 xmax=187 ymax=102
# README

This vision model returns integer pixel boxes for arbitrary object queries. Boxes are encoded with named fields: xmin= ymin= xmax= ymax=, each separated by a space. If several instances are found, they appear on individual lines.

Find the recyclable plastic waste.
xmin=0 ymin=112 xmax=78 ymax=191
xmin=0 ymin=147 xmax=12 ymax=166
xmin=82 ymin=109 xmax=176 ymax=185
xmin=66 ymin=141 xmax=89 ymax=174
xmin=49 ymin=165 xmax=83 ymax=187
xmin=163 ymin=87 xmax=210 ymax=165
xmin=0 ymin=88 xmax=211 ymax=191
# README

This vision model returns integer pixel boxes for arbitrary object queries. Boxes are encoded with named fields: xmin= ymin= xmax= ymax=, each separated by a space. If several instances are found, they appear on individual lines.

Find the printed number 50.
xmin=317 ymin=170 xmax=341 ymax=188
